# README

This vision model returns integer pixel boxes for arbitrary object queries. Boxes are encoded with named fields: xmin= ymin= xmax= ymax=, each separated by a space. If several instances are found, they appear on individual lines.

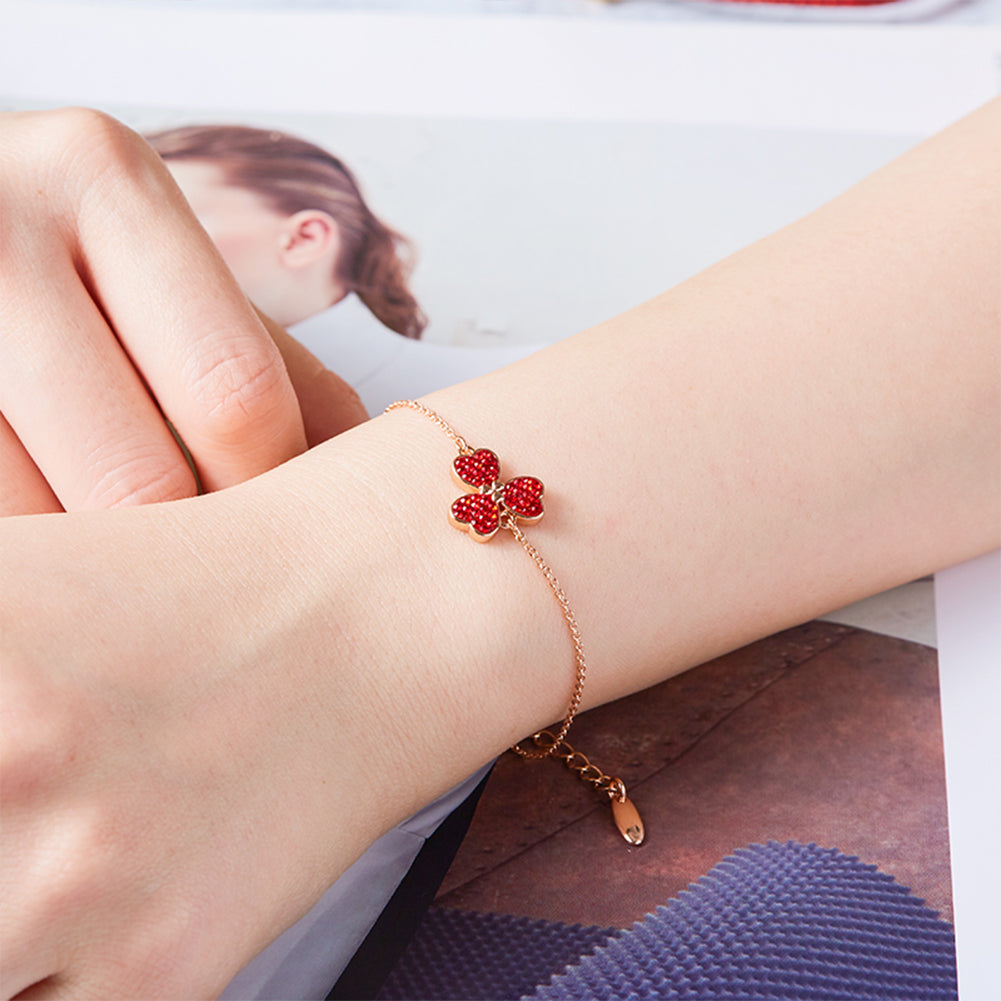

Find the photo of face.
xmin=146 ymin=124 xmax=426 ymax=337
xmin=138 ymin=113 xmax=921 ymax=416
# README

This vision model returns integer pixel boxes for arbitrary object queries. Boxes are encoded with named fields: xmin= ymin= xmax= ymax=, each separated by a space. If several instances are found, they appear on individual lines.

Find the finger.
xmin=0 ymin=255 xmax=197 ymax=511
xmin=299 ymin=367 xmax=369 ymax=447
xmin=59 ymin=111 xmax=307 ymax=490
xmin=0 ymin=415 xmax=62 ymax=516
xmin=258 ymin=312 xmax=369 ymax=445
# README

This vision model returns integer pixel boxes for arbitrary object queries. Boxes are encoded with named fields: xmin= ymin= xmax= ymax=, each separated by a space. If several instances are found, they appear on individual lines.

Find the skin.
xmin=0 ymin=111 xmax=366 ymax=518
xmin=0 ymin=102 xmax=998 ymax=1000
xmin=166 ymin=160 xmax=348 ymax=328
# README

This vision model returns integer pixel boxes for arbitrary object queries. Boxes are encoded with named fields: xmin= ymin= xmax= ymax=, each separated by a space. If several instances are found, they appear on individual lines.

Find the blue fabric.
xmin=381 ymin=841 xmax=957 ymax=1001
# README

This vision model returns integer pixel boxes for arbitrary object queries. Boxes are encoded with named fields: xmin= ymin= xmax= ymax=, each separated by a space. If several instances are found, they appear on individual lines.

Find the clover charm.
xmin=449 ymin=448 xmax=544 ymax=542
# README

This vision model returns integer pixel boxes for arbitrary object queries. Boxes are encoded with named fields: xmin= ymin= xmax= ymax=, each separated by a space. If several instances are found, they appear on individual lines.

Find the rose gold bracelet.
xmin=385 ymin=399 xmax=644 ymax=846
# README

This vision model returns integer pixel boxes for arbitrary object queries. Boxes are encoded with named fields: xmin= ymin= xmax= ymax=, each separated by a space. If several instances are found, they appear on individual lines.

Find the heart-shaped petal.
xmin=450 ymin=493 xmax=500 ymax=541
xmin=453 ymin=449 xmax=500 ymax=489
xmin=503 ymin=476 xmax=544 ymax=523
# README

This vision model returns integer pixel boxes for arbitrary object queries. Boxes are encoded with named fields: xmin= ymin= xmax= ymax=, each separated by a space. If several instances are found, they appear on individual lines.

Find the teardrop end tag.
xmin=611 ymin=794 xmax=645 ymax=846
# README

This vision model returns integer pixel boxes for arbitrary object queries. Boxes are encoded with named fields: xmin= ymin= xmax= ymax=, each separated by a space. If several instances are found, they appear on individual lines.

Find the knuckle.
xmin=37 ymin=811 xmax=106 ymax=901
xmin=22 ymin=807 xmax=120 ymax=946
xmin=4 ymin=106 xmax=108 ymax=153
xmin=81 ymin=440 xmax=197 ymax=510
xmin=39 ymin=106 xmax=126 ymax=145
xmin=21 ymin=107 xmax=171 ymax=214
xmin=50 ymin=107 xmax=148 ymax=169
xmin=186 ymin=336 xmax=291 ymax=442
xmin=1 ymin=108 xmax=174 ymax=246
xmin=28 ymin=108 xmax=144 ymax=176
xmin=0 ymin=683 xmax=80 ymax=803
xmin=1 ymin=107 xmax=138 ymax=190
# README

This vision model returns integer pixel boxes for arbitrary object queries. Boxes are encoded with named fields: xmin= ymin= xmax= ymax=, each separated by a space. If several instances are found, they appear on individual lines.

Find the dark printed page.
xmin=388 ymin=617 xmax=954 ymax=999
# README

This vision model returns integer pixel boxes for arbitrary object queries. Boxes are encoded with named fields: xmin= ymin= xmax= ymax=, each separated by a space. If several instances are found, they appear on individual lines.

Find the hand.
xmin=0 ymin=435 xmax=527 ymax=1001
xmin=0 ymin=108 xmax=366 ymax=518
xmin=0 ymin=486 xmax=387 ymax=1000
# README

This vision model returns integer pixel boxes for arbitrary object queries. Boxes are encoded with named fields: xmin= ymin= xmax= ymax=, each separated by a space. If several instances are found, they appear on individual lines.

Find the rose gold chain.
xmin=385 ymin=399 xmax=644 ymax=845
xmin=505 ymin=523 xmax=586 ymax=757
xmin=385 ymin=398 xmax=585 ymax=758
xmin=530 ymin=731 xmax=627 ymax=803
xmin=386 ymin=398 xmax=473 ymax=455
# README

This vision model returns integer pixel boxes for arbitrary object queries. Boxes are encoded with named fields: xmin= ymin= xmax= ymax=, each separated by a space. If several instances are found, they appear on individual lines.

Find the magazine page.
xmin=1 ymin=4 xmax=997 ymax=999
xmin=935 ymin=550 xmax=1001 ymax=1001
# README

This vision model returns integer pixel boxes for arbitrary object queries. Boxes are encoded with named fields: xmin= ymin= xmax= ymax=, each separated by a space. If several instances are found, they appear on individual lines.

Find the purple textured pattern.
xmin=380 ymin=842 xmax=956 ymax=1001
xmin=529 ymin=841 xmax=957 ymax=1000
xmin=378 ymin=909 xmax=616 ymax=1001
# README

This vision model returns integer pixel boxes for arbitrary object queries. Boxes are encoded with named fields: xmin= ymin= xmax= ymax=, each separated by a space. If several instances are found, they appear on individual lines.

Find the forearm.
xmin=372 ymin=98 xmax=999 ymax=711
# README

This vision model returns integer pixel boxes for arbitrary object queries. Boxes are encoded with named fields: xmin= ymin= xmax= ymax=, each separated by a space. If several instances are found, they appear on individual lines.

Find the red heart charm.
xmin=450 ymin=492 xmax=500 ymax=541
xmin=503 ymin=476 xmax=544 ymax=522
xmin=449 ymin=447 xmax=544 ymax=541
xmin=453 ymin=449 xmax=500 ymax=489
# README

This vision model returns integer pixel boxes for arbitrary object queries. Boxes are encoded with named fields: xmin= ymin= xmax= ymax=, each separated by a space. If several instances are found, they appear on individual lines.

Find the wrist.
xmin=233 ymin=411 xmax=570 ymax=828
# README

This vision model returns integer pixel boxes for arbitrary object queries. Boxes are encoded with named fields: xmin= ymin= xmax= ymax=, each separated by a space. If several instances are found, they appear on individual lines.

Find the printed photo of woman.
xmin=147 ymin=124 xmax=539 ymax=414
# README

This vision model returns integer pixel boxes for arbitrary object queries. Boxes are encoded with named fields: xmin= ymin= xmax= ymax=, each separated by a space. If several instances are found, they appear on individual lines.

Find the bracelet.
xmin=385 ymin=400 xmax=644 ymax=846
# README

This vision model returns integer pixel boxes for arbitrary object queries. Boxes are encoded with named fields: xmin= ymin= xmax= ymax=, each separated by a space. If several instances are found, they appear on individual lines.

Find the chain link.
xmin=385 ymin=399 xmax=586 ymax=760
xmin=526 ymin=731 xmax=628 ymax=803
xmin=385 ymin=400 xmax=644 ymax=845
xmin=506 ymin=522 xmax=586 ymax=758
xmin=386 ymin=399 xmax=472 ymax=455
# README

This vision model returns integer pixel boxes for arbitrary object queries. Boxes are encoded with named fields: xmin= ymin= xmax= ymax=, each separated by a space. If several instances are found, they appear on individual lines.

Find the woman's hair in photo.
xmin=146 ymin=124 xmax=427 ymax=339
